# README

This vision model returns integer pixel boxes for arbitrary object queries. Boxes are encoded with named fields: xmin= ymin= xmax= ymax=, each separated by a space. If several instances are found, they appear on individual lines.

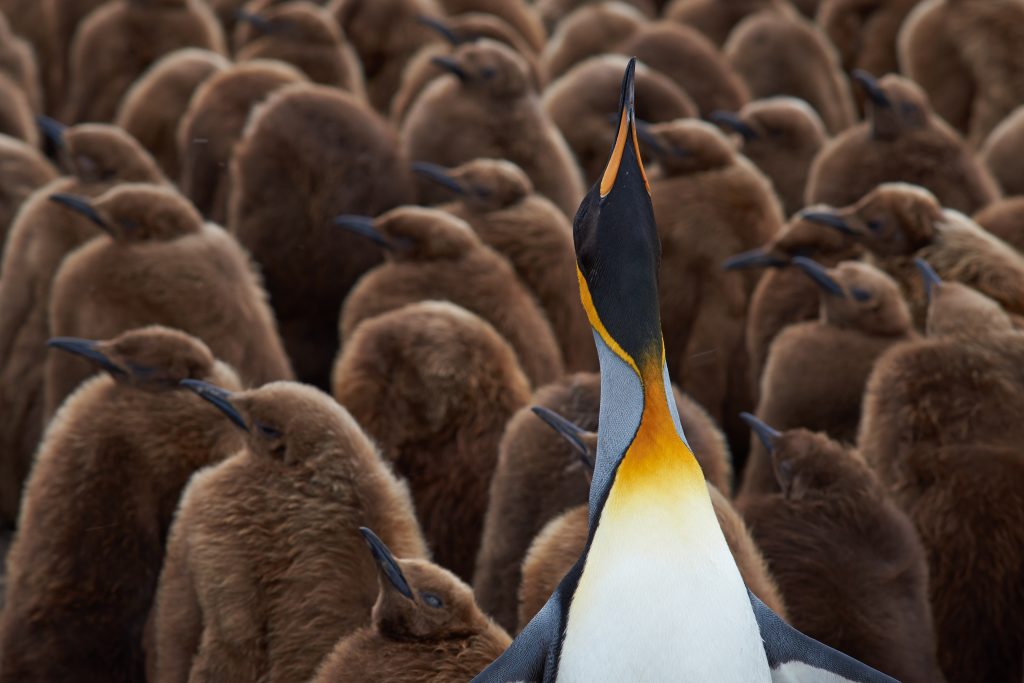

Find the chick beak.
xmin=431 ymin=55 xmax=468 ymax=81
xmin=36 ymin=115 xmax=66 ymax=154
xmin=412 ymin=162 xmax=467 ymax=196
xmin=48 ymin=194 xmax=112 ymax=233
xmin=359 ymin=527 xmax=414 ymax=600
xmin=800 ymin=210 xmax=856 ymax=236
xmin=531 ymin=406 xmax=594 ymax=472
xmin=792 ymin=257 xmax=846 ymax=297
xmin=418 ymin=15 xmax=462 ymax=45
xmin=710 ymin=111 xmax=758 ymax=142
xmin=740 ymin=412 xmax=781 ymax=453
xmin=915 ymin=258 xmax=942 ymax=302
xmin=852 ymin=70 xmax=890 ymax=108
xmin=334 ymin=215 xmax=408 ymax=251
xmin=179 ymin=379 xmax=249 ymax=432
xmin=46 ymin=337 xmax=124 ymax=376
xmin=722 ymin=247 xmax=787 ymax=271
xmin=235 ymin=9 xmax=281 ymax=35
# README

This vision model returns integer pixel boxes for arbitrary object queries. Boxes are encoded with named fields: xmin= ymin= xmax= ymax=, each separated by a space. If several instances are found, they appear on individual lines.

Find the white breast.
xmin=556 ymin=494 xmax=771 ymax=683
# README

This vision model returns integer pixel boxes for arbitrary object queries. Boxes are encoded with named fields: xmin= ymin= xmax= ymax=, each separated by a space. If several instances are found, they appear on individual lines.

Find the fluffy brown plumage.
xmin=0 ymin=10 xmax=42 ymax=114
xmin=403 ymin=39 xmax=585 ymax=215
xmin=642 ymin=118 xmax=783 ymax=459
xmin=435 ymin=0 xmax=546 ymax=52
xmin=0 ymin=0 xmax=57 ymax=114
xmin=973 ymin=196 xmax=1024 ymax=254
xmin=45 ymin=183 xmax=292 ymax=415
xmin=115 ymin=48 xmax=228 ymax=180
xmin=740 ymin=260 xmax=915 ymax=499
xmin=62 ymin=0 xmax=226 ymax=123
xmin=739 ymin=427 xmax=942 ymax=683
xmin=663 ymin=0 xmax=789 ymax=45
xmin=541 ymin=2 xmax=646 ymax=81
xmin=313 ymin=530 xmax=511 ymax=682
xmin=0 ymin=124 xmax=165 ymax=526
xmin=229 ymin=82 xmax=413 ymax=387
xmin=151 ymin=381 xmax=428 ymax=683
xmin=338 ymin=206 xmax=563 ymax=387
xmin=0 ymin=72 xmax=37 ymax=147
xmin=806 ymin=72 xmax=1000 ymax=213
xmin=0 ymin=327 xmax=243 ymax=683
xmin=980 ymin=104 xmax=1024 ymax=197
xmin=818 ymin=0 xmax=920 ymax=77
xmin=421 ymin=158 xmax=596 ymax=371
xmin=333 ymin=300 xmax=531 ymax=581
xmin=542 ymin=54 xmax=696 ymax=183
xmin=724 ymin=7 xmax=856 ymax=135
xmin=474 ymin=372 xmax=733 ymax=632
xmin=535 ymin=0 xmax=655 ymax=31
xmin=0 ymin=134 xmax=57 ymax=263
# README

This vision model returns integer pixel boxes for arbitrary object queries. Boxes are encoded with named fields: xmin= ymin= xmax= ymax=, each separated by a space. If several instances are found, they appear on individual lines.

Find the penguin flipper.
xmin=748 ymin=590 xmax=901 ymax=683
xmin=470 ymin=592 xmax=561 ymax=683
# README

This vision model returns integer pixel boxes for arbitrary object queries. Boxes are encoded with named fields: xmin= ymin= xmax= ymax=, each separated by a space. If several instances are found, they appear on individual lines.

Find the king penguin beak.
xmin=792 ymin=257 xmax=846 ymax=298
xmin=800 ymin=210 xmax=856 ymax=236
xmin=851 ymin=70 xmax=890 ymax=108
xmin=722 ymin=247 xmax=787 ymax=271
xmin=37 ymin=115 xmax=66 ymax=151
xmin=48 ymin=194 xmax=111 ymax=233
xmin=531 ymin=406 xmax=594 ymax=471
xmin=180 ymin=379 xmax=249 ymax=432
xmin=235 ymin=9 xmax=281 ymax=34
xmin=431 ymin=55 xmax=469 ymax=81
xmin=914 ymin=258 xmax=942 ymax=301
xmin=412 ymin=162 xmax=467 ymax=195
xmin=418 ymin=15 xmax=462 ymax=45
xmin=334 ymin=215 xmax=409 ymax=251
xmin=359 ymin=527 xmax=414 ymax=600
xmin=740 ymin=412 xmax=781 ymax=453
xmin=710 ymin=111 xmax=758 ymax=142
xmin=46 ymin=337 xmax=124 ymax=375
xmin=599 ymin=57 xmax=648 ymax=197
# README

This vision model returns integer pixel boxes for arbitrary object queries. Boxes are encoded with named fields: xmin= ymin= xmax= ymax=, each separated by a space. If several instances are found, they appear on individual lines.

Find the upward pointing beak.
xmin=740 ymin=412 xmax=781 ymax=453
xmin=600 ymin=57 xmax=649 ymax=198
xmin=180 ymin=379 xmax=249 ymax=432
xmin=915 ymin=258 xmax=942 ymax=301
xmin=359 ymin=527 xmax=414 ymax=600
xmin=48 ymin=194 xmax=111 ymax=232
xmin=531 ymin=406 xmax=594 ymax=471
xmin=852 ymin=70 xmax=890 ymax=108
xmin=37 ymin=115 xmax=66 ymax=151
xmin=792 ymin=257 xmax=846 ymax=298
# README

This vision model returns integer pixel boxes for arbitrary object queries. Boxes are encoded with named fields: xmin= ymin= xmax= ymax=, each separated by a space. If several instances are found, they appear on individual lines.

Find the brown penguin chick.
xmin=641 ymin=118 xmax=783 ymax=459
xmin=402 ymin=39 xmax=585 ymax=216
xmin=0 ymin=327 xmax=244 ymax=683
xmin=858 ymin=291 xmax=1024 ymax=682
xmin=712 ymin=97 xmax=827 ymax=216
xmin=150 ymin=381 xmax=428 ymax=683
xmin=229 ymin=83 xmax=413 ymax=387
xmin=899 ymin=0 xmax=1024 ymax=147
xmin=980 ymin=104 xmax=1024 ymax=197
xmin=0 ymin=134 xmax=58 ymax=263
xmin=114 ymin=48 xmax=229 ymax=180
xmin=416 ymin=158 xmax=596 ymax=372
xmin=0 ymin=123 xmax=165 ymax=527
xmin=434 ymin=0 xmax=546 ymax=52
xmin=45 ymin=184 xmax=293 ymax=415
xmin=389 ymin=12 xmax=544 ymax=125
xmin=617 ymin=21 xmax=750 ymax=117
xmin=540 ymin=2 xmax=646 ymax=82
xmin=518 ymin=481 xmax=785 ymax=629
xmin=234 ymin=3 xmax=365 ymax=96
xmin=313 ymin=529 xmax=511 ymax=683
xmin=0 ymin=9 xmax=43 ymax=113
xmin=817 ymin=0 xmax=920 ymax=77
xmin=803 ymin=182 xmax=1024 ymax=322
xmin=724 ymin=7 xmax=856 ymax=135
xmin=542 ymin=55 xmax=697 ymax=183
xmin=535 ymin=0 xmax=655 ymax=31
xmin=62 ymin=0 xmax=226 ymax=124
xmin=337 ymin=207 xmax=563 ymax=388
xmin=973 ymin=197 xmax=1024 ymax=254
xmin=738 ymin=259 xmax=915 ymax=500
xmin=0 ymin=72 xmax=37 ymax=146
xmin=663 ymin=0 xmax=788 ymax=46
xmin=0 ymin=0 xmax=57 ymax=113
xmin=332 ymin=300 xmax=531 ymax=582
xmin=737 ymin=424 xmax=943 ymax=683
xmin=329 ymin=0 xmax=444 ymax=113
xmin=725 ymin=211 xmax=864 ymax=402
xmin=474 ymin=372 xmax=733 ymax=632
xmin=806 ymin=72 xmax=1001 ymax=213
xmin=177 ymin=60 xmax=306 ymax=225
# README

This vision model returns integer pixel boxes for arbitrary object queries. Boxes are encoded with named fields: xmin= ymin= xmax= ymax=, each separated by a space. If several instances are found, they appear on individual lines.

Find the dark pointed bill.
xmin=46 ymin=337 xmax=124 ymax=375
xmin=740 ymin=412 xmax=781 ymax=453
xmin=234 ymin=9 xmax=281 ymax=34
xmin=334 ymin=215 xmax=400 ymax=250
xmin=48 ymin=194 xmax=110 ymax=231
xmin=914 ymin=258 xmax=942 ymax=301
xmin=412 ymin=161 xmax=466 ymax=195
xmin=851 ymin=70 xmax=890 ymax=108
xmin=722 ymin=247 xmax=786 ymax=271
xmin=800 ymin=211 xmax=856 ymax=235
xmin=37 ymin=115 xmax=66 ymax=150
xmin=179 ymin=379 xmax=248 ymax=432
xmin=418 ymin=15 xmax=461 ymax=45
xmin=531 ymin=406 xmax=593 ymax=471
xmin=792 ymin=257 xmax=846 ymax=298
xmin=359 ymin=527 xmax=414 ymax=600
xmin=431 ymin=55 xmax=468 ymax=81
xmin=599 ymin=56 xmax=648 ymax=198
xmin=710 ymin=111 xmax=758 ymax=142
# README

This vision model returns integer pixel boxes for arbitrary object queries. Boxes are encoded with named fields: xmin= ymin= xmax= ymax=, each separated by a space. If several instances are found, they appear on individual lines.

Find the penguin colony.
xmin=0 ymin=0 xmax=1021 ymax=681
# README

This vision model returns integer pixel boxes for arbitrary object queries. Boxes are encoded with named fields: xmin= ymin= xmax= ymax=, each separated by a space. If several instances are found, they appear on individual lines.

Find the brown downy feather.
xmin=973 ymin=196 xmax=1024 ymax=254
xmin=663 ymin=0 xmax=789 ymax=46
xmin=980 ymin=104 xmax=1024 ymax=197
xmin=0 ymin=134 xmax=57 ymax=264
xmin=536 ymin=0 xmax=655 ymax=32
xmin=541 ymin=2 xmax=646 ymax=82
xmin=434 ymin=0 xmax=546 ymax=52
xmin=0 ymin=10 xmax=43 ymax=113
xmin=818 ymin=0 xmax=920 ymax=77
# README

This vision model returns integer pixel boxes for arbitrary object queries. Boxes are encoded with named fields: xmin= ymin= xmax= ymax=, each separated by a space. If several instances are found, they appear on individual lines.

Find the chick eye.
xmin=866 ymin=219 xmax=883 ymax=232
xmin=850 ymin=287 xmax=872 ymax=302
xmin=480 ymin=67 xmax=496 ymax=80
xmin=420 ymin=591 xmax=443 ymax=608
xmin=255 ymin=422 xmax=281 ymax=438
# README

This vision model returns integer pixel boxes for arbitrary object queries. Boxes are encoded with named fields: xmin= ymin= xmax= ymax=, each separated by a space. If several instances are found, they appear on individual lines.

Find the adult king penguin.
xmin=471 ymin=58 xmax=897 ymax=683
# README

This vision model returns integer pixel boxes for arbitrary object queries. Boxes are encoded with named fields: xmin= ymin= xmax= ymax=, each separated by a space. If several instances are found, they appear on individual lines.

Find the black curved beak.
xmin=722 ymin=247 xmax=786 ymax=271
xmin=234 ymin=9 xmax=282 ymax=34
xmin=792 ymin=256 xmax=846 ymax=297
xmin=418 ymin=15 xmax=462 ymax=45
xmin=740 ymin=412 xmax=781 ymax=453
xmin=531 ymin=406 xmax=593 ymax=471
xmin=412 ymin=161 xmax=466 ymax=196
xmin=334 ymin=215 xmax=406 ymax=251
xmin=180 ymin=379 xmax=248 ymax=432
xmin=915 ymin=258 xmax=942 ymax=301
xmin=48 ymin=194 xmax=110 ymax=232
xmin=37 ymin=115 xmax=66 ymax=151
xmin=852 ymin=70 xmax=890 ymax=108
xmin=431 ymin=55 xmax=468 ymax=81
xmin=46 ymin=337 xmax=124 ymax=375
xmin=710 ymin=110 xmax=758 ymax=142
xmin=359 ymin=527 xmax=414 ymax=600
xmin=800 ymin=210 xmax=855 ymax=236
